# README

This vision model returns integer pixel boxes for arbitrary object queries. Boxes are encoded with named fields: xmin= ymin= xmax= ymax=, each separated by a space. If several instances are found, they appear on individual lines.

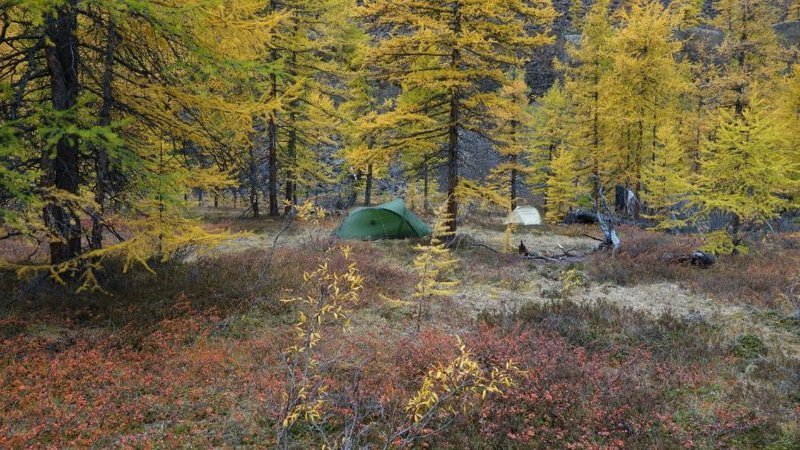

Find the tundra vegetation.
xmin=1 ymin=0 xmax=799 ymax=448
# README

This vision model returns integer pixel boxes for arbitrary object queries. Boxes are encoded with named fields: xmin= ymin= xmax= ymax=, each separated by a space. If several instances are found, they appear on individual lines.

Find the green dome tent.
xmin=334 ymin=199 xmax=432 ymax=240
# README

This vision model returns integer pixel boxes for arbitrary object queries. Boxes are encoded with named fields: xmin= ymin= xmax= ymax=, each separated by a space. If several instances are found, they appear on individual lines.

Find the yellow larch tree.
xmin=413 ymin=202 xmax=459 ymax=331
xmin=0 ymin=0 xmax=282 ymax=282
xmin=777 ymin=65 xmax=800 ymax=201
xmin=358 ymin=0 xmax=556 ymax=232
xmin=545 ymin=146 xmax=584 ymax=223
xmin=602 ymin=0 xmax=691 ymax=215
xmin=711 ymin=0 xmax=783 ymax=116
xmin=559 ymin=0 xmax=614 ymax=205
xmin=697 ymin=90 xmax=798 ymax=253
xmin=487 ymin=71 xmax=536 ymax=211
xmin=640 ymin=126 xmax=694 ymax=229
xmin=340 ymin=62 xmax=392 ymax=208
xmin=262 ymin=0 xmax=359 ymax=216
xmin=529 ymin=82 xmax=579 ymax=215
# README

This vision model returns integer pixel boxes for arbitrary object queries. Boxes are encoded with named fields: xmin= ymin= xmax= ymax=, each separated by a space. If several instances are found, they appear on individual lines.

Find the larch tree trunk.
xmin=284 ymin=112 xmax=297 ymax=215
xmin=267 ymin=110 xmax=279 ymax=216
xmin=422 ymin=161 xmax=430 ymax=213
xmin=509 ymin=121 xmax=519 ymax=211
xmin=510 ymin=154 xmax=518 ymax=212
xmin=43 ymin=1 xmax=82 ymax=264
xmin=90 ymin=15 xmax=116 ymax=250
xmin=249 ymin=148 xmax=260 ymax=218
xmin=364 ymin=163 xmax=373 ymax=207
xmin=445 ymin=4 xmax=461 ymax=232
xmin=267 ymin=42 xmax=280 ymax=217
xmin=284 ymin=37 xmax=299 ymax=216
xmin=446 ymin=93 xmax=460 ymax=231
xmin=592 ymin=65 xmax=601 ymax=210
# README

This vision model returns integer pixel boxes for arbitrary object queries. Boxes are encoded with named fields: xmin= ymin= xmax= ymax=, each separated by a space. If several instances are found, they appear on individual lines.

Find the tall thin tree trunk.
xmin=510 ymin=121 xmax=519 ymax=211
xmin=90 ymin=15 xmax=116 ymax=251
xmin=284 ymin=41 xmax=299 ymax=216
xmin=634 ymin=119 xmax=644 ymax=219
xmin=156 ymin=138 xmax=166 ymax=255
xmin=251 ymin=183 xmax=260 ymax=218
xmin=734 ymin=14 xmax=747 ymax=118
xmin=510 ymin=154 xmax=518 ymax=212
xmin=422 ymin=162 xmax=431 ymax=213
xmin=731 ymin=214 xmax=742 ymax=255
xmin=249 ymin=148 xmax=260 ymax=218
xmin=284 ymin=113 xmax=297 ymax=215
xmin=445 ymin=4 xmax=461 ymax=232
xmin=591 ymin=66 xmax=601 ymax=210
xmin=446 ymin=98 xmax=459 ymax=231
xmin=348 ymin=171 xmax=358 ymax=207
xmin=43 ymin=1 xmax=82 ymax=264
xmin=267 ymin=42 xmax=280 ymax=217
xmin=364 ymin=164 xmax=373 ymax=207
xmin=692 ymin=96 xmax=703 ymax=173
xmin=267 ymin=115 xmax=279 ymax=216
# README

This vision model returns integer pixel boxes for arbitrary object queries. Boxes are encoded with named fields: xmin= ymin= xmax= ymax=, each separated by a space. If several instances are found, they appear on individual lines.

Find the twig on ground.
xmin=257 ymin=212 xmax=295 ymax=288
xmin=469 ymin=241 xmax=499 ymax=253
xmin=0 ymin=231 xmax=22 ymax=241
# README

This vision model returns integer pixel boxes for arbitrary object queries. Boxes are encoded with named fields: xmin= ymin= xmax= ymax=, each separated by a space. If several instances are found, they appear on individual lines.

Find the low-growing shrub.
xmin=731 ymin=333 xmax=768 ymax=359
xmin=467 ymin=304 xmax=798 ymax=448
xmin=2 ymin=225 xmax=798 ymax=448
xmin=0 ymin=242 xmax=413 ymax=341
xmin=467 ymin=327 xmax=700 ymax=448
xmin=587 ymin=227 xmax=800 ymax=309
xmin=515 ymin=300 xmax=724 ymax=364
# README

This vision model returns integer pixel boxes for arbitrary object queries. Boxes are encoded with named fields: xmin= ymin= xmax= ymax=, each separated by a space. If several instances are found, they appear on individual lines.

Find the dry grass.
xmin=588 ymin=227 xmax=800 ymax=312
xmin=0 ymin=241 xmax=414 ymax=342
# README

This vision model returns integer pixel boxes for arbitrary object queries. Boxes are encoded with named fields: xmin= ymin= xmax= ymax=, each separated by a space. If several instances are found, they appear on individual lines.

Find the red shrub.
xmin=0 ymin=303 xmax=287 ymax=448
xmin=469 ymin=328 xmax=669 ymax=447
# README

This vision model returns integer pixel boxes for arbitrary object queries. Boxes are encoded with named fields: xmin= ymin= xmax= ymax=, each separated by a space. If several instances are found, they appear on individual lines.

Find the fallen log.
xmin=662 ymin=251 xmax=716 ymax=269
xmin=564 ymin=209 xmax=599 ymax=225
xmin=519 ymin=240 xmax=584 ymax=261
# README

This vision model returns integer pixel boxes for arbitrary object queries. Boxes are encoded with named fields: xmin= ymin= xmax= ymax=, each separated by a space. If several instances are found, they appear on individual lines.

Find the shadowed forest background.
xmin=1 ymin=0 xmax=800 ymax=448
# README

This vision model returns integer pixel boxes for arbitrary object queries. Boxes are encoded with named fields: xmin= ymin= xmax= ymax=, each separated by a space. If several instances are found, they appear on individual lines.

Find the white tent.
xmin=505 ymin=206 xmax=542 ymax=226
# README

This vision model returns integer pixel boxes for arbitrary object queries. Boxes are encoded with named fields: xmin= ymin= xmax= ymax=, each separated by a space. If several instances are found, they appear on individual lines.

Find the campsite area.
xmin=2 ymin=0 xmax=800 ymax=448
xmin=2 ymin=201 xmax=799 ymax=448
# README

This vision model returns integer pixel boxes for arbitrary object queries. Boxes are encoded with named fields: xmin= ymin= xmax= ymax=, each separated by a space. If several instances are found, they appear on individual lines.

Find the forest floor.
xmin=200 ymin=208 xmax=800 ymax=358
xmin=1 ymin=206 xmax=799 ymax=448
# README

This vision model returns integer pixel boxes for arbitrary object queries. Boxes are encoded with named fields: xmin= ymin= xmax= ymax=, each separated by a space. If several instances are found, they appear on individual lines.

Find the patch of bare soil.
xmin=458 ymin=225 xmax=598 ymax=255
xmin=186 ymin=223 xmax=337 ymax=262
xmin=579 ymin=282 xmax=741 ymax=318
